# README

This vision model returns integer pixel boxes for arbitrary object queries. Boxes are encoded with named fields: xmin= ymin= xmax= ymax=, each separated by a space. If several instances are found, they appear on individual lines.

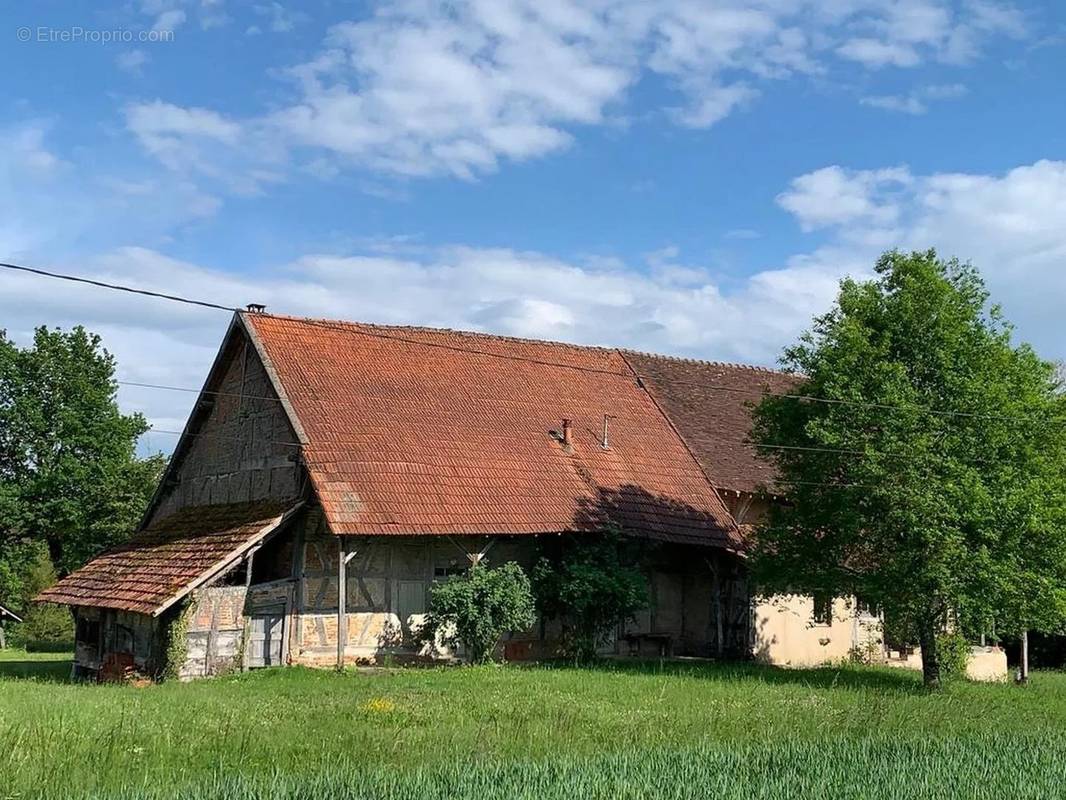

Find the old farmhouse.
xmin=39 ymin=312 xmax=878 ymax=680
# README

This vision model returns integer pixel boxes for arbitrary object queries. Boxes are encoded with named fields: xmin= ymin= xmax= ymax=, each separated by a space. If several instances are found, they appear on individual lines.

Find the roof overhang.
xmin=149 ymin=501 xmax=304 ymax=617
xmin=0 ymin=604 xmax=22 ymax=623
xmin=36 ymin=502 xmax=304 ymax=617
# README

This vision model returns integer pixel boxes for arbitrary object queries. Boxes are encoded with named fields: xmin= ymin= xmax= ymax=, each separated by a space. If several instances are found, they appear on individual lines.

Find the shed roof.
xmin=619 ymin=353 xmax=800 ymax=495
xmin=243 ymin=315 xmax=742 ymax=548
xmin=36 ymin=502 xmax=299 ymax=616
xmin=0 ymin=604 xmax=21 ymax=622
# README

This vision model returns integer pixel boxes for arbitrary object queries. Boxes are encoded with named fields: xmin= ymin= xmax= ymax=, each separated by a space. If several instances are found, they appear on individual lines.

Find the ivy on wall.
xmin=162 ymin=596 xmax=196 ymax=682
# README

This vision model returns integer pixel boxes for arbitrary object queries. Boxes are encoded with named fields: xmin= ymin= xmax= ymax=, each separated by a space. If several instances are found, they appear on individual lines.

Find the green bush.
xmin=936 ymin=632 xmax=970 ymax=681
xmin=419 ymin=562 xmax=536 ymax=664
xmin=532 ymin=529 xmax=648 ymax=663
xmin=9 ymin=603 xmax=73 ymax=651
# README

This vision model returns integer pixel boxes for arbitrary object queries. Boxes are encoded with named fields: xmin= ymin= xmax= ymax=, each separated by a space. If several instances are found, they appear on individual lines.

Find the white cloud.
xmin=116 ymin=49 xmax=150 ymax=74
xmin=776 ymin=166 xmax=913 ymax=231
xmin=152 ymin=9 xmax=187 ymax=33
xmin=861 ymin=82 xmax=967 ymax=114
xmin=123 ymin=101 xmax=285 ymax=194
xmin=837 ymin=37 xmax=923 ymax=68
xmin=6 ymin=158 xmax=1066 ymax=452
xmin=251 ymin=2 xmax=304 ymax=33
xmin=778 ymin=159 xmax=1066 ymax=358
xmin=0 ymin=122 xmax=220 ymax=262
xmin=0 ymin=242 xmax=856 ymax=446
xmin=2 ymin=123 xmax=63 ymax=175
xmin=122 ymin=0 xmax=1029 ymax=181
xmin=838 ymin=0 xmax=1027 ymax=68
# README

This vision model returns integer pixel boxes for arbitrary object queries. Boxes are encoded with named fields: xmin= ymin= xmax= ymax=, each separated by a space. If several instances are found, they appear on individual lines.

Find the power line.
xmin=3 ymin=262 xmax=1038 ymax=514
xmin=119 ymin=379 xmax=283 ymax=405
xmin=0 ymin=261 xmax=235 ymax=312
xmin=4 ymin=258 xmax=1059 ymax=427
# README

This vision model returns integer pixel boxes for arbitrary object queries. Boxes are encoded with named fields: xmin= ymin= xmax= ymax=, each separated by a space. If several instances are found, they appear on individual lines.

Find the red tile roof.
xmin=244 ymin=315 xmax=741 ymax=548
xmin=36 ymin=502 xmax=297 ymax=615
xmin=622 ymin=352 xmax=800 ymax=494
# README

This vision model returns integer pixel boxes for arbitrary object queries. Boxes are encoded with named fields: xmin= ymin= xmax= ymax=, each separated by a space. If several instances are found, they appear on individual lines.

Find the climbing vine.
xmin=162 ymin=596 xmax=196 ymax=681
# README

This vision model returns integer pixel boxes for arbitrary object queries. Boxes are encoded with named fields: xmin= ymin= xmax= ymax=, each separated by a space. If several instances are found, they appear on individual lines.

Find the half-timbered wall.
xmin=149 ymin=328 xmax=303 ymax=524
xmin=286 ymin=513 xmax=731 ymax=666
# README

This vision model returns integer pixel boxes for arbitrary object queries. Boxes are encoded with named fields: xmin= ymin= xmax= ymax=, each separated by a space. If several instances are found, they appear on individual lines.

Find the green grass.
xmin=2 ymin=649 xmax=1064 ymax=799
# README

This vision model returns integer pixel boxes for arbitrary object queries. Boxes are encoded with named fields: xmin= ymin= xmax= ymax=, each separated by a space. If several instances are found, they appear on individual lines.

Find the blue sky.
xmin=1 ymin=1 xmax=1065 ymax=444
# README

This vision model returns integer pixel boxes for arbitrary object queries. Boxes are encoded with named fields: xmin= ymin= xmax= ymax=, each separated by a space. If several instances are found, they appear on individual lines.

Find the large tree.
xmin=0 ymin=326 xmax=165 ymax=608
xmin=751 ymin=250 xmax=1066 ymax=689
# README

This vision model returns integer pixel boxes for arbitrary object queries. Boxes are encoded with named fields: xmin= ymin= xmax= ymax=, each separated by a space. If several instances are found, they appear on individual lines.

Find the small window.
xmin=855 ymin=597 xmax=881 ymax=618
xmin=812 ymin=594 xmax=833 ymax=626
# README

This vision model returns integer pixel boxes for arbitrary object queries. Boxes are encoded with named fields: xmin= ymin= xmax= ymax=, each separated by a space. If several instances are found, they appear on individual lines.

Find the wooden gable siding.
xmin=148 ymin=325 xmax=304 ymax=524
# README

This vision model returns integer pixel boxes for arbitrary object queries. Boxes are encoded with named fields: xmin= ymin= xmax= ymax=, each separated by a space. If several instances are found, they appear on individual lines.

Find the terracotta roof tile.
xmin=245 ymin=316 xmax=741 ymax=547
xmin=36 ymin=501 xmax=294 ymax=615
xmin=621 ymin=352 xmax=800 ymax=494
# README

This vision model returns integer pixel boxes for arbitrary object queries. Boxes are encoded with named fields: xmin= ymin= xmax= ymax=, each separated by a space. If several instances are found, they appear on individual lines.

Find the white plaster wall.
xmin=754 ymin=595 xmax=882 ymax=667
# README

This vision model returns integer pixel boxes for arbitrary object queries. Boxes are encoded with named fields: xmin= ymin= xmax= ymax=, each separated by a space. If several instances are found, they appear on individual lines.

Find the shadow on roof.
xmin=572 ymin=483 xmax=741 ymax=548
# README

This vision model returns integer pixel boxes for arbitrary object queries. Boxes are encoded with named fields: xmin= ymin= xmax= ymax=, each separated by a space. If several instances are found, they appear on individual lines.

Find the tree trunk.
xmin=918 ymin=619 xmax=941 ymax=690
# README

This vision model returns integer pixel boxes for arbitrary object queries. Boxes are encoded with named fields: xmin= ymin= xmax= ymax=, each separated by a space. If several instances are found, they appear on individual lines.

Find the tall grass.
xmin=75 ymin=737 xmax=1066 ymax=800
xmin=2 ymin=650 xmax=1062 ymax=799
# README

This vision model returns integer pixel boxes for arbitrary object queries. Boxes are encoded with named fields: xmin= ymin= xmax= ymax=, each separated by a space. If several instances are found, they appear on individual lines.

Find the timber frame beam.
xmin=448 ymin=535 xmax=497 ymax=567
xmin=337 ymin=536 xmax=358 ymax=669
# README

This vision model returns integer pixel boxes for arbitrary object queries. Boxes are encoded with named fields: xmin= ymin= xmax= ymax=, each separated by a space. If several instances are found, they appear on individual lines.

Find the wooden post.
xmin=1020 ymin=629 xmax=1030 ymax=685
xmin=708 ymin=558 xmax=724 ymax=658
xmin=337 ymin=537 xmax=347 ymax=669
xmin=245 ymin=546 xmax=259 ymax=590
xmin=336 ymin=538 xmax=358 ymax=670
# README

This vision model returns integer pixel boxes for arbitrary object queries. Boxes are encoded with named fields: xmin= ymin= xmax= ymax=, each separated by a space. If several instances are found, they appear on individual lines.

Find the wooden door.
xmin=395 ymin=580 xmax=426 ymax=638
xmin=248 ymin=607 xmax=285 ymax=668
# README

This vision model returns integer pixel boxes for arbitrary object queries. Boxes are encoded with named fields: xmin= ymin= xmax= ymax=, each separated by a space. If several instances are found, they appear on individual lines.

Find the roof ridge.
xmin=621 ymin=347 xmax=792 ymax=377
xmin=249 ymin=312 xmax=785 ymax=374
xmin=252 ymin=313 xmax=619 ymax=357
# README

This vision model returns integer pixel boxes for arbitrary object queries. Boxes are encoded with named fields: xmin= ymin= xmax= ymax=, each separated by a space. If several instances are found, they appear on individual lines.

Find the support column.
xmin=337 ymin=537 xmax=357 ymax=669
xmin=337 ymin=536 xmax=347 ymax=669
xmin=708 ymin=558 xmax=724 ymax=658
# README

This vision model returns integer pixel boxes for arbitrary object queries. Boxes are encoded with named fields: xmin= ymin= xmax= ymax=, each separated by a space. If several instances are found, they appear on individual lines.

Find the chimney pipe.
xmin=561 ymin=418 xmax=573 ymax=448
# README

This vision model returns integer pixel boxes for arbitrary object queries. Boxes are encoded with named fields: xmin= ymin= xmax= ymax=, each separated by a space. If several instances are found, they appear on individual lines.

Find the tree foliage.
xmin=750 ymin=250 xmax=1066 ymax=689
xmin=3 ymin=541 xmax=73 ymax=650
xmin=0 ymin=326 xmax=165 ymax=608
xmin=419 ymin=562 xmax=536 ymax=664
xmin=533 ymin=529 xmax=649 ymax=663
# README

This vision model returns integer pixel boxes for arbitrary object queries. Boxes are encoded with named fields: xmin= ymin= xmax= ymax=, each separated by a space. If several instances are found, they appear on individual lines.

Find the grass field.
xmin=3 ymin=648 xmax=1065 ymax=799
